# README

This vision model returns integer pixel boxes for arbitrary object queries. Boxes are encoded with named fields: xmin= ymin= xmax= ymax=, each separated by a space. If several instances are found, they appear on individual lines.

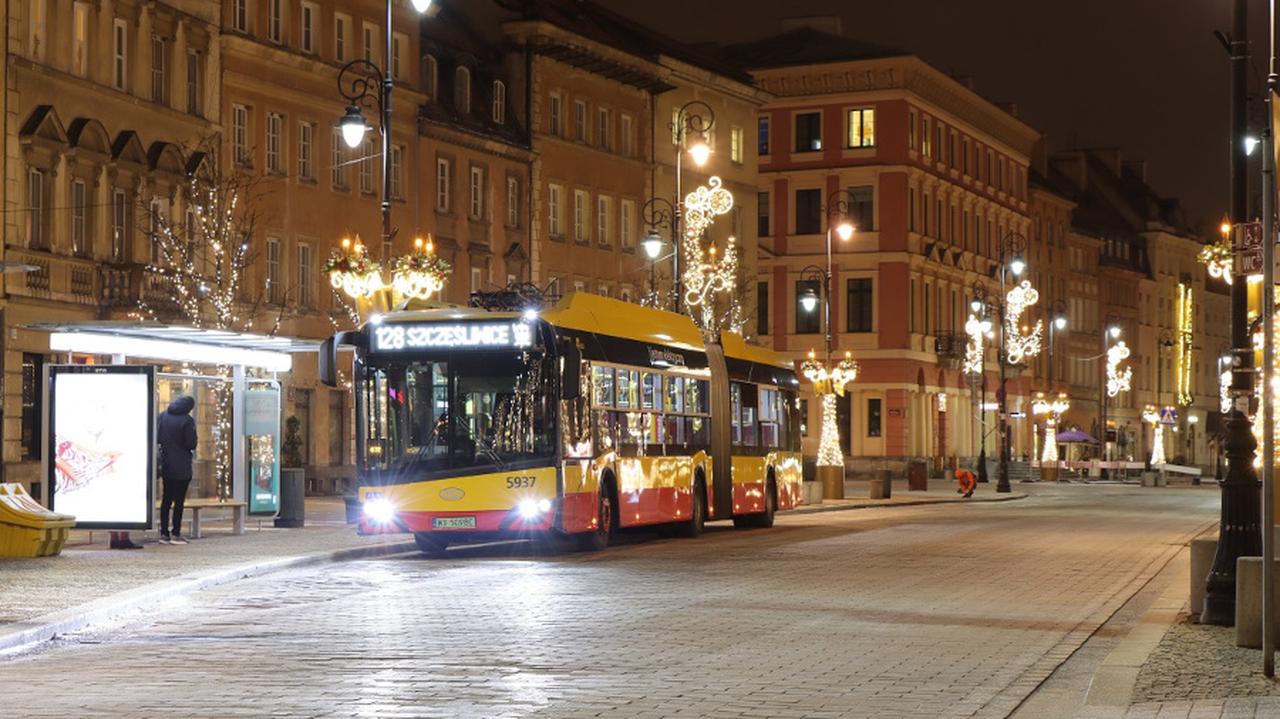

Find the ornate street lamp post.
xmin=798 ymin=190 xmax=858 ymax=500
xmin=967 ymin=287 xmax=995 ymax=482
xmin=640 ymin=197 xmax=674 ymax=303
xmin=335 ymin=0 xmax=432 ymax=258
xmin=670 ymin=101 xmax=715 ymax=312
xmin=993 ymin=233 xmax=1041 ymax=493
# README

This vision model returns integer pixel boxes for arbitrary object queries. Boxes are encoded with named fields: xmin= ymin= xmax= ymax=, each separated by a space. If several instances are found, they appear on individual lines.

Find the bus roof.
xmin=368 ymin=292 xmax=794 ymax=371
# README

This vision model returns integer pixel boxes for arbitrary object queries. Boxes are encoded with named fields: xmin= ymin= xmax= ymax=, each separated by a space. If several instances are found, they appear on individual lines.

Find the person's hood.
xmin=167 ymin=396 xmax=195 ymax=415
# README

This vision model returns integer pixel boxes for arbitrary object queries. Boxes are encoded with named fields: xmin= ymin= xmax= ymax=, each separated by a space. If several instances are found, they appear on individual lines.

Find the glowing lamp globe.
xmin=339 ymin=105 xmax=368 ymax=149
xmin=1009 ymin=256 xmax=1026 ymax=277
xmin=1054 ymin=315 xmax=1067 ymax=330
xmin=641 ymin=231 xmax=663 ymax=259
xmin=800 ymin=290 xmax=819 ymax=313
xmin=411 ymin=0 xmax=433 ymax=12
xmin=688 ymin=140 xmax=711 ymax=167
xmin=1108 ymin=325 xmax=1121 ymax=339
xmin=836 ymin=222 xmax=854 ymax=241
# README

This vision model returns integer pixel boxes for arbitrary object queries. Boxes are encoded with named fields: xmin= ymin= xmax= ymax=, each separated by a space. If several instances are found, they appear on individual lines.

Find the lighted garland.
xmin=1199 ymin=242 xmax=1233 ymax=285
xmin=963 ymin=313 xmax=988 ymax=375
xmin=678 ymin=176 xmax=740 ymax=334
xmin=322 ymin=241 xmax=382 ymax=299
xmin=1106 ymin=341 xmax=1133 ymax=397
xmin=326 ymin=235 xmax=452 ymax=303
xmin=391 ymin=242 xmax=451 ymax=300
xmin=802 ymin=350 xmax=859 ymax=468
xmin=1175 ymin=283 xmax=1195 ymax=406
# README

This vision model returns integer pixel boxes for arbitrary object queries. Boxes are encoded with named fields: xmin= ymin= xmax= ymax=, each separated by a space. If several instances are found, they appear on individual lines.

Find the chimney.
xmin=1122 ymin=159 xmax=1147 ymax=183
xmin=781 ymin=15 xmax=843 ymax=35
xmin=1089 ymin=148 xmax=1122 ymax=177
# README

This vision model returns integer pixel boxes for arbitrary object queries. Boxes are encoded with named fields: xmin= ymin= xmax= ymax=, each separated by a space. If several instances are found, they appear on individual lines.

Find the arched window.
xmin=455 ymin=66 xmax=471 ymax=113
xmin=492 ymin=80 xmax=506 ymax=124
xmin=424 ymin=55 xmax=437 ymax=101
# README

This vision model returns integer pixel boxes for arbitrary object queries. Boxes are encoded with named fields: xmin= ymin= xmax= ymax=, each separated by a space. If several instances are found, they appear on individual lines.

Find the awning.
xmin=28 ymin=322 xmax=320 ymax=372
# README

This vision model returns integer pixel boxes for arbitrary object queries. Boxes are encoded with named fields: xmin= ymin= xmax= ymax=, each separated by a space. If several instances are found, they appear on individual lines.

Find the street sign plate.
xmin=1235 ymin=221 xmax=1264 ymax=276
xmin=1159 ymin=407 xmax=1177 ymax=426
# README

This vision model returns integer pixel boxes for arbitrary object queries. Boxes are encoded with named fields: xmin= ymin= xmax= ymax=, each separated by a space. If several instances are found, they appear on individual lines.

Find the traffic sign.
xmin=1159 ymin=407 xmax=1177 ymax=426
xmin=1235 ymin=221 xmax=1264 ymax=276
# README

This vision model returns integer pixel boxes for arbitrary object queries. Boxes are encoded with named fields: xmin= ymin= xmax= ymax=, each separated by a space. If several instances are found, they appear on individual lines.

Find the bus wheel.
xmin=414 ymin=533 xmax=450 ymax=557
xmin=680 ymin=476 xmax=707 ymax=538
xmin=577 ymin=483 xmax=615 ymax=552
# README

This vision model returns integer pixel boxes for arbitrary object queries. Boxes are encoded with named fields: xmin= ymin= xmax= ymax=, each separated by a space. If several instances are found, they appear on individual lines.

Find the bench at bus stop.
xmin=154 ymin=498 xmax=247 ymax=539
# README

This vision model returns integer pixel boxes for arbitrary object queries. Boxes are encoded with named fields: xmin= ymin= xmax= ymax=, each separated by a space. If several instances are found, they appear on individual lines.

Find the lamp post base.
xmin=818 ymin=465 xmax=845 ymax=500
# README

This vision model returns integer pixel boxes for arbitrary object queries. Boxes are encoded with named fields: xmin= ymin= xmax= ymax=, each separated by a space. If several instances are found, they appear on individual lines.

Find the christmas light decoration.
xmin=963 ymin=313 xmax=988 ymax=374
xmin=1199 ymin=242 xmax=1234 ymax=285
xmin=681 ymin=176 xmax=734 ymax=243
xmin=677 ymin=176 xmax=741 ymax=335
xmin=802 ymin=350 xmax=859 ymax=468
xmin=1106 ymin=341 xmax=1133 ymax=397
xmin=1032 ymin=392 xmax=1070 ymax=463
xmin=1222 ymin=369 xmax=1233 ymax=414
xmin=325 ymin=235 xmax=451 ymax=307
xmin=1175 ymin=283 xmax=1195 ymax=405
xmin=1003 ymin=280 xmax=1043 ymax=365
xmin=1143 ymin=405 xmax=1167 ymax=466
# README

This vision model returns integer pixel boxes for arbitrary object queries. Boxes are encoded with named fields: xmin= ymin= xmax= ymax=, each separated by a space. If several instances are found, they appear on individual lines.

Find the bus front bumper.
xmin=356 ymin=500 xmax=557 ymax=537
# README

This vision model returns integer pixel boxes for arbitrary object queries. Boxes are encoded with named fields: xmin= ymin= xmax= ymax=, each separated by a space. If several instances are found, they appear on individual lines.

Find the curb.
xmin=0 ymin=538 xmax=418 ymax=655
xmin=790 ymin=492 xmax=1028 ymax=514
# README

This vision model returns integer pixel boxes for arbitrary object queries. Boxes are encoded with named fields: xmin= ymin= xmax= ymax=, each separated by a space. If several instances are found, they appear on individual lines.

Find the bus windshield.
xmin=361 ymin=350 xmax=555 ymax=480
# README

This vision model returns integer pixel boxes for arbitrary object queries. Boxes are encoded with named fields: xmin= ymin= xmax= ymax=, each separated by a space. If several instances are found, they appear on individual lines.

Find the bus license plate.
xmin=432 ymin=516 xmax=476 ymax=529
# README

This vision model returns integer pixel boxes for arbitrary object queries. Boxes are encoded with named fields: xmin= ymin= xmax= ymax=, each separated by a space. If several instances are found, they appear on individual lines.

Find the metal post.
xmin=380 ymin=0 xmax=393 ymax=255
xmin=1101 ymin=326 xmax=1109 ymax=478
xmin=1205 ymin=0 xmax=1264 ymax=627
xmin=232 ymin=364 xmax=246 ymax=504
xmin=824 ymin=227 xmax=833 ymax=362
xmin=673 ymin=120 xmax=683 ymax=313
xmin=1262 ymin=0 xmax=1277 ymax=674
xmin=997 ymin=262 xmax=1011 ymax=493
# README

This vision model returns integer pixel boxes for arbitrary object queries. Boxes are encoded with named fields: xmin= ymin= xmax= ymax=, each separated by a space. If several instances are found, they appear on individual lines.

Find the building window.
xmin=506 ymin=177 xmax=520 ymax=228
xmin=758 ymin=116 xmax=770 ymax=155
xmin=359 ymin=137 xmax=374 ymax=193
xmin=922 ymin=117 xmax=932 ymax=156
xmin=297 ymin=243 xmax=314 ymax=306
xmin=597 ymin=195 xmax=612 ymax=246
xmin=574 ymin=190 xmax=589 ymax=243
xmin=848 ymin=185 xmax=874 ymax=231
xmin=597 ymin=107 xmax=610 ymax=150
xmin=232 ymin=104 xmax=250 ymax=166
xmin=300 ymin=2 xmax=317 ymax=53
xmin=112 ymin=19 xmax=128 ymax=91
xmin=70 ymin=177 xmax=87 ymax=255
xmin=908 ymin=109 xmax=917 ymax=152
xmin=758 ymin=191 xmax=770 ymax=236
xmin=151 ymin=36 xmax=167 ymax=103
xmin=233 ymin=0 xmax=249 ymax=33
xmin=266 ymin=237 xmax=282 ymax=303
xmin=111 ymin=189 xmax=127 ymax=260
xmin=846 ymin=107 xmax=874 ymax=148
xmin=362 ymin=22 xmax=375 ymax=63
xmin=436 ymin=157 xmax=451 ymax=212
xmin=549 ymin=93 xmax=563 ymax=136
xmin=297 ymin=122 xmax=314 ymax=180
xmin=962 ymin=137 xmax=970 ymax=174
xmin=847 ymin=278 xmax=873 ymax=332
xmin=391 ymin=32 xmax=406 ymax=79
xmin=867 ymin=398 xmax=882 ymax=437
xmin=620 ymin=114 xmax=635 ymax=156
xmin=548 ymin=184 xmax=564 ymax=237
xmin=455 ymin=66 xmax=471 ymax=113
xmin=757 ymin=282 xmax=769 ymax=336
xmin=469 ymin=165 xmax=484 ymax=220
xmin=934 ymin=122 xmax=943 ymax=160
xmin=471 ymin=267 xmax=483 ymax=292
xmin=424 ymin=55 xmax=437 ymax=100
xmin=492 ymin=81 xmax=506 ymax=123
xmin=334 ymin=14 xmax=349 ymax=62
xmin=620 ymin=199 xmax=634 ymax=248
xmin=266 ymin=112 xmax=283 ymax=173
xmin=27 ymin=169 xmax=45 ymax=249
xmin=72 ymin=2 xmax=89 ymax=76
xmin=794 ymin=112 xmax=821 ymax=152
xmin=795 ymin=280 xmax=820 ymax=334
xmin=729 ymin=126 xmax=744 ymax=163
xmin=390 ymin=145 xmax=403 ymax=199
xmin=268 ymin=0 xmax=283 ymax=43
xmin=795 ymin=189 xmax=821 ymax=235
xmin=186 ymin=50 xmax=201 ymax=114
xmin=574 ymin=101 xmax=588 ymax=143
xmin=330 ymin=128 xmax=347 ymax=188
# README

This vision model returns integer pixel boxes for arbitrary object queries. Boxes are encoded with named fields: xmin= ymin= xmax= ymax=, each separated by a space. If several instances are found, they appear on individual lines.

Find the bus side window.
xmin=730 ymin=383 xmax=742 ymax=445
xmin=593 ymin=366 xmax=615 ymax=407
xmin=739 ymin=383 xmax=759 ymax=447
xmin=759 ymin=387 xmax=781 ymax=449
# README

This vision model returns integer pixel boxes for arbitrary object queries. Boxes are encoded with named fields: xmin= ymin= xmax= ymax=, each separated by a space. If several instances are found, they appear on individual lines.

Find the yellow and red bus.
xmin=319 ymin=292 xmax=803 ymax=554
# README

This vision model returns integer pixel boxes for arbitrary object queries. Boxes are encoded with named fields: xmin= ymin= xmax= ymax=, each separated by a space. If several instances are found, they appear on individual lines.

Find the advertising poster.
xmin=48 ymin=366 xmax=155 ymax=529
xmin=244 ymin=387 xmax=280 ymax=515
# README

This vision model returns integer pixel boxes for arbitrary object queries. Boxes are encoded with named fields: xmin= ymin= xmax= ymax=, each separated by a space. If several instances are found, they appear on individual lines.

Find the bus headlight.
xmin=363 ymin=498 xmax=397 ymax=524
xmin=518 ymin=498 xmax=552 ymax=519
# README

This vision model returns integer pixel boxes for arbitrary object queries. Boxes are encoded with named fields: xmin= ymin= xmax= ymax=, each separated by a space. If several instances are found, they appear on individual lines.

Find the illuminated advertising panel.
xmin=371 ymin=321 xmax=534 ymax=352
xmin=47 ymin=365 xmax=155 ymax=529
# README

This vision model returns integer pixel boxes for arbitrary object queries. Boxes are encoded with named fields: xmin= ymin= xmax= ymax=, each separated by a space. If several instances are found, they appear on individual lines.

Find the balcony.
xmin=934 ymin=332 xmax=967 ymax=369
xmin=7 ymin=247 xmax=98 ymax=307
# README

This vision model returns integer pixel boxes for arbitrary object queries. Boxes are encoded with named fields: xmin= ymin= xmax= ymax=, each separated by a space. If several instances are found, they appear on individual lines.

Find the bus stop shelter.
xmin=31 ymin=322 xmax=320 ymax=509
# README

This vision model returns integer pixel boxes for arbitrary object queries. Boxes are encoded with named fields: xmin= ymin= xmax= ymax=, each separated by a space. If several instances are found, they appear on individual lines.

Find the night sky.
xmin=597 ymin=0 xmax=1277 ymax=231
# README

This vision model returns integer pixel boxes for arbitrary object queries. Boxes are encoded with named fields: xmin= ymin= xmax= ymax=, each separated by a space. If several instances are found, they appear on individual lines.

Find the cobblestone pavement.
xmin=1133 ymin=615 xmax=1280 ymax=704
xmin=0 ymin=499 xmax=407 ymax=626
xmin=2 ymin=485 xmax=1219 ymax=718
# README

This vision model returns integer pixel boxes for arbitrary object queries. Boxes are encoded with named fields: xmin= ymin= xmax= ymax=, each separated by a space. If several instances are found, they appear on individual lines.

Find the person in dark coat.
xmin=157 ymin=395 xmax=197 ymax=544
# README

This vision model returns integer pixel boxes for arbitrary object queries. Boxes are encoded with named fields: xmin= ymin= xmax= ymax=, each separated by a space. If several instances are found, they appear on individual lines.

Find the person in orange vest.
xmin=955 ymin=468 xmax=976 ymax=498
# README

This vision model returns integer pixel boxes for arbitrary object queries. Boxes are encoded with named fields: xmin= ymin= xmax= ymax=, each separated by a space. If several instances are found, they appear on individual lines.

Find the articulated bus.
xmin=319 ymin=292 xmax=804 ymax=554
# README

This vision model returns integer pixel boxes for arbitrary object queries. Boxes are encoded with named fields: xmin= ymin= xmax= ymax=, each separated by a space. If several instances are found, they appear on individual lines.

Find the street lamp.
xmin=640 ymin=197 xmax=674 ymax=302
xmin=334 ymin=0 xmax=432 ymax=260
xmin=992 ymin=232 xmax=1040 ymax=494
xmin=670 ymin=100 xmax=716 ymax=312
xmin=799 ymin=189 xmax=859 ymax=500
xmin=967 ymin=285 xmax=996 ymax=482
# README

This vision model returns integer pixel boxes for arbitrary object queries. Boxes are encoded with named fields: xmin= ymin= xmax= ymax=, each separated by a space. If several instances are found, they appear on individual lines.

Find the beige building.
xmin=2 ymin=0 xmax=221 ymax=494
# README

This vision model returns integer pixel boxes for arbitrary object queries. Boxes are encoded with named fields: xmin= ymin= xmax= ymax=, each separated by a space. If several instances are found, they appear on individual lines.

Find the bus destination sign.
xmin=373 ymin=322 xmax=534 ymax=352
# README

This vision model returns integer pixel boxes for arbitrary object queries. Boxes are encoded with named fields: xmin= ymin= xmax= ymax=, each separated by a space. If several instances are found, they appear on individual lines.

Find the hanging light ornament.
xmin=325 ymin=235 xmax=451 ymax=305
xmin=679 ymin=176 xmax=739 ymax=332
xmin=1106 ymin=341 xmax=1133 ymax=397
xmin=1003 ymin=280 xmax=1043 ymax=365
xmin=391 ymin=236 xmax=451 ymax=300
xmin=1032 ymin=392 xmax=1070 ymax=463
xmin=1143 ymin=404 xmax=1167 ymax=466
xmin=963 ymin=313 xmax=988 ymax=375
xmin=1199 ymin=243 xmax=1234 ymax=285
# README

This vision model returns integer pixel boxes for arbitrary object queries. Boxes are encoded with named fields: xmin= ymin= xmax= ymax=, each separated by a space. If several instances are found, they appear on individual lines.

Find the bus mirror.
xmin=319 ymin=336 xmax=339 ymax=387
xmin=562 ymin=341 xmax=582 ymax=400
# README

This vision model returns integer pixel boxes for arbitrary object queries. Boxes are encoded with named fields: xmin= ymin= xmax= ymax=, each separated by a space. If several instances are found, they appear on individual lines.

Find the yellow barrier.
xmin=0 ymin=484 xmax=75 ymax=558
